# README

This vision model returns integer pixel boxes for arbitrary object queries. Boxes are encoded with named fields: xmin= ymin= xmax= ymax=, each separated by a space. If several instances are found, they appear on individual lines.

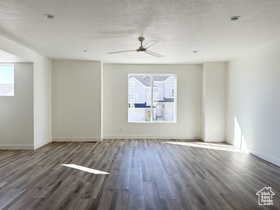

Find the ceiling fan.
xmin=108 ymin=36 xmax=163 ymax=57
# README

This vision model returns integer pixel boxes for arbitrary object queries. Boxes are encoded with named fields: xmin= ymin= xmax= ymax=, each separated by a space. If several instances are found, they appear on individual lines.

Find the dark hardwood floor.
xmin=0 ymin=140 xmax=279 ymax=210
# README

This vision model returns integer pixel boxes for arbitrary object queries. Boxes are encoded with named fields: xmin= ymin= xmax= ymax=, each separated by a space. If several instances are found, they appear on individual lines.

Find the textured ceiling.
xmin=0 ymin=0 xmax=279 ymax=63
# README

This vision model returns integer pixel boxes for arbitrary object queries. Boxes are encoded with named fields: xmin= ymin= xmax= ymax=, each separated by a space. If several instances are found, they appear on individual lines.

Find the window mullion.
xmin=150 ymin=74 xmax=153 ymax=122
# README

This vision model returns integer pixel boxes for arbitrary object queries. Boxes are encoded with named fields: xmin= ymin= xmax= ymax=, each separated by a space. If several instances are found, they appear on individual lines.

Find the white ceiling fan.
xmin=108 ymin=36 xmax=163 ymax=57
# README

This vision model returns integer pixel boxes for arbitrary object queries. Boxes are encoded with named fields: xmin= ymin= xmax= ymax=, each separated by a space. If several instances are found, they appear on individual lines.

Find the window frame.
xmin=0 ymin=64 xmax=15 ymax=97
xmin=128 ymin=73 xmax=177 ymax=123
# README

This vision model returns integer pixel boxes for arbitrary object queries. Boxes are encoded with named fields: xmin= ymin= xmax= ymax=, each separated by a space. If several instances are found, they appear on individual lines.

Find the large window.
xmin=0 ymin=64 xmax=14 ymax=96
xmin=128 ymin=74 xmax=176 ymax=122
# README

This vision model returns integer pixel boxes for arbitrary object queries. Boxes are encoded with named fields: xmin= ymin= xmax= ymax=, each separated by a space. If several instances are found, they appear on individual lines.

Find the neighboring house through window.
xmin=0 ymin=64 xmax=14 ymax=96
xmin=128 ymin=74 xmax=176 ymax=122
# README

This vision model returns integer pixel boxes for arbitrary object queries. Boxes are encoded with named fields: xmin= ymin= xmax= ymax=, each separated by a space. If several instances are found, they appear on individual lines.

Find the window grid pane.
xmin=152 ymin=75 xmax=176 ymax=122
xmin=0 ymin=64 xmax=14 ymax=96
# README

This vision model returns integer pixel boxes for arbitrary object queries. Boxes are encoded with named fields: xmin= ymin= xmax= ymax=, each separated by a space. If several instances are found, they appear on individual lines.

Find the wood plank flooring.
xmin=0 ymin=140 xmax=279 ymax=210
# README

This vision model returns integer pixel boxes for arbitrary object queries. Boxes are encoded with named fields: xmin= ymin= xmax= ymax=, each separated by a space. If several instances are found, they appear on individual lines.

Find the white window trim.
xmin=128 ymin=73 xmax=177 ymax=123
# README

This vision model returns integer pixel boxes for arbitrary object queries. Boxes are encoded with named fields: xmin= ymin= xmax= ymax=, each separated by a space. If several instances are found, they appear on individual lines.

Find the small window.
xmin=128 ymin=74 xmax=177 ymax=123
xmin=0 ymin=64 xmax=14 ymax=96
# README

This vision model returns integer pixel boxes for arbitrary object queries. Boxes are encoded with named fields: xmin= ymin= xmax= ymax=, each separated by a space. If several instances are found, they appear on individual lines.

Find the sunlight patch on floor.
xmin=164 ymin=141 xmax=243 ymax=153
xmin=62 ymin=164 xmax=110 ymax=174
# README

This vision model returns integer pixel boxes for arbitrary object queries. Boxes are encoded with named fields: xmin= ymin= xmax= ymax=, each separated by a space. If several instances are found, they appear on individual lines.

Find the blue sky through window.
xmin=0 ymin=65 xmax=14 ymax=84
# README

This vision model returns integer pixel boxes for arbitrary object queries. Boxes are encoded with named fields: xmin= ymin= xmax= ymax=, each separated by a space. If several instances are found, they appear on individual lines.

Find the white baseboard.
xmin=249 ymin=149 xmax=280 ymax=167
xmin=202 ymin=138 xmax=226 ymax=143
xmin=52 ymin=137 xmax=100 ymax=142
xmin=103 ymin=136 xmax=201 ymax=140
xmin=0 ymin=144 xmax=34 ymax=150
xmin=34 ymin=141 xmax=51 ymax=150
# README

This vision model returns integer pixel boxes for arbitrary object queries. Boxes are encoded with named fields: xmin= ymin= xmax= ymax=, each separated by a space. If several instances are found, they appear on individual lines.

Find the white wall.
xmin=227 ymin=41 xmax=280 ymax=166
xmin=202 ymin=62 xmax=227 ymax=142
xmin=0 ymin=63 xmax=34 ymax=149
xmin=52 ymin=59 xmax=102 ymax=141
xmin=33 ymin=58 xmax=52 ymax=149
xmin=103 ymin=64 xmax=202 ymax=139
xmin=0 ymin=34 xmax=52 ymax=149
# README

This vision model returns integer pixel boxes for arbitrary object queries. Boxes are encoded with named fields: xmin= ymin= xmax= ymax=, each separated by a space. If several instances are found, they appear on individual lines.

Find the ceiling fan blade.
xmin=145 ymin=50 xmax=164 ymax=57
xmin=144 ymin=40 xmax=158 ymax=49
xmin=108 ymin=50 xmax=136 ymax=54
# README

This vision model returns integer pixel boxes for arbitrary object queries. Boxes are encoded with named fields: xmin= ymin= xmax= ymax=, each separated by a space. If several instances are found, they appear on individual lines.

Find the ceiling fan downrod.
xmin=137 ymin=36 xmax=145 ymax=52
